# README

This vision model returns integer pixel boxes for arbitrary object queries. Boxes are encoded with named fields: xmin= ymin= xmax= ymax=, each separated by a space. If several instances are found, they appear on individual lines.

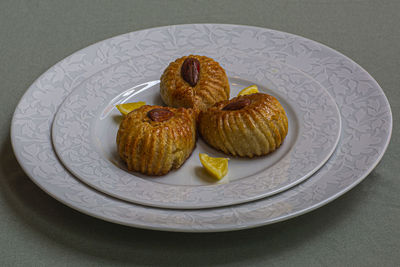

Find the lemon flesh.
xmin=199 ymin=153 xmax=229 ymax=180
xmin=238 ymin=85 xmax=259 ymax=96
xmin=116 ymin=102 xmax=146 ymax=116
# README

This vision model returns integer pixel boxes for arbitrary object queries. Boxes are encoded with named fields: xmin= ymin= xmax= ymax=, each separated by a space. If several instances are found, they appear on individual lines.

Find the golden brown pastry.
xmin=198 ymin=93 xmax=288 ymax=157
xmin=160 ymin=55 xmax=230 ymax=113
xmin=116 ymin=105 xmax=196 ymax=175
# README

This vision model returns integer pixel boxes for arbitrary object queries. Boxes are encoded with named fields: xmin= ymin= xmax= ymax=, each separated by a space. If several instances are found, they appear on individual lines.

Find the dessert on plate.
xmin=160 ymin=55 xmax=230 ymax=114
xmin=116 ymin=56 xmax=288 ymax=177
xmin=116 ymin=105 xmax=196 ymax=175
xmin=198 ymin=93 xmax=288 ymax=158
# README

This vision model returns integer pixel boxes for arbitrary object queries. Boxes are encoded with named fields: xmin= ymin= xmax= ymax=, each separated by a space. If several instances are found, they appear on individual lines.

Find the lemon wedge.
xmin=238 ymin=85 xmax=259 ymax=96
xmin=199 ymin=153 xmax=229 ymax=180
xmin=116 ymin=102 xmax=146 ymax=116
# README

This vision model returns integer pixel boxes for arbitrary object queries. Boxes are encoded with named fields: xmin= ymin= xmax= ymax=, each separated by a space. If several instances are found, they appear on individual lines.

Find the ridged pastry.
xmin=116 ymin=105 xmax=196 ymax=175
xmin=160 ymin=55 xmax=230 ymax=113
xmin=198 ymin=93 xmax=288 ymax=157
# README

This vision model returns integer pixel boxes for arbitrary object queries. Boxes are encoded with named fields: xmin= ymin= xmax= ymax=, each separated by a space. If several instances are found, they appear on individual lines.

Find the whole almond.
xmin=181 ymin=58 xmax=200 ymax=87
xmin=147 ymin=108 xmax=174 ymax=122
xmin=222 ymin=98 xmax=251 ymax=111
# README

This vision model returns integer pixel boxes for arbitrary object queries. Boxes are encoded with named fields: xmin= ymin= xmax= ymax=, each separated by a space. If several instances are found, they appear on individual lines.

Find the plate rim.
xmin=49 ymin=57 xmax=342 ymax=209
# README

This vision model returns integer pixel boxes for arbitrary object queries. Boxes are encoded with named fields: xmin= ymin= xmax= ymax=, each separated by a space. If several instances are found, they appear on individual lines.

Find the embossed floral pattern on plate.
xmin=51 ymin=59 xmax=341 ymax=209
xmin=11 ymin=24 xmax=392 ymax=232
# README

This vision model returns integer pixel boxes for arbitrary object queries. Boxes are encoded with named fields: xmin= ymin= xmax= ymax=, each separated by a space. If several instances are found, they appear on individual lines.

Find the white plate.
xmin=11 ymin=24 xmax=392 ymax=231
xmin=51 ymin=59 xmax=340 ymax=209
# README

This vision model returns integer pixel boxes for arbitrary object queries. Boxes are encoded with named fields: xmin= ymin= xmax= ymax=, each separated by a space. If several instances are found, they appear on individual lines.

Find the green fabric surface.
xmin=1 ymin=0 xmax=399 ymax=266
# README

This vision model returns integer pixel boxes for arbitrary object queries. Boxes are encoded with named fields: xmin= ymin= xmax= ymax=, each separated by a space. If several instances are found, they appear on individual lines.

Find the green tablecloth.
xmin=1 ymin=0 xmax=399 ymax=266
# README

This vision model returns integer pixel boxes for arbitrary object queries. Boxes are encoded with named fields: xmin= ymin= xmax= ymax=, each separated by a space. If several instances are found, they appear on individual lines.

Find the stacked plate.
xmin=11 ymin=24 xmax=392 ymax=232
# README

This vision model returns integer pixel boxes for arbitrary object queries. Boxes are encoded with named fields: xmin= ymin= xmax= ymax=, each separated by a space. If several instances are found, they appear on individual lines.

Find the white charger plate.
xmin=51 ymin=58 xmax=340 ymax=209
xmin=11 ymin=24 xmax=392 ymax=232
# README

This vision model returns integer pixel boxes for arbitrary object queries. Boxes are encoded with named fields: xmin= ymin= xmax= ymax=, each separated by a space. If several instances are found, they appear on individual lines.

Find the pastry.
xmin=116 ymin=105 xmax=196 ymax=175
xmin=198 ymin=93 xmax=288 ymax=157
xmin=160 ymin=55 xmax=230 ymax=113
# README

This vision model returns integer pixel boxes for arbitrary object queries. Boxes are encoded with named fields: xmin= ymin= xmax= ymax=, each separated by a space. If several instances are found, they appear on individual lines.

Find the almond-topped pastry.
xmin=198 ymin=93 xmax=288 ymax=158
xmin=116 ymin=105 xmax=196 ymax=175
xmin=160 ymin=55 xmax=230 ymax=113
